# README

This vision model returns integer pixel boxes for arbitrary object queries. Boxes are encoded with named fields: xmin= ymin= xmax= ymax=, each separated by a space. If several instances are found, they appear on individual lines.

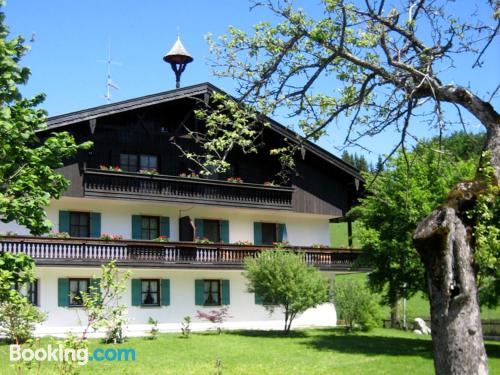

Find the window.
xmin=15 ymin=280 xmax=39 ymax=306
xmin=120 ymin=153 xmax=138 ymax=172
xmin=120 ymin=153 xmax=158 ymax=172
xmin=69 ymin=212 xmax=90 ymax=238
xmin=261 ymin=223 xmax=277 ymax=245
xmin=203 ymin=220 xmax=221 ymax=243
xmin=141 ymin=279 xmax=160 ymax=306
xmin=69 ymin=279 xmax=89 ymax=307
xmin=141 ymin=216 xmax=159 ymax=240
xmin=140 ymin=155 xmax=157 ymax=171
xmin=203 ymin=280 xmax=221 ymax=306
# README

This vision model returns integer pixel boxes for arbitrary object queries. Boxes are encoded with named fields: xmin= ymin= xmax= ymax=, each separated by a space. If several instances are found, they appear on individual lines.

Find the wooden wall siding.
xmin=0 ymin=236 xmax=364 ymax=271
xmin=48 ymin=94 xmax=358 ymax=215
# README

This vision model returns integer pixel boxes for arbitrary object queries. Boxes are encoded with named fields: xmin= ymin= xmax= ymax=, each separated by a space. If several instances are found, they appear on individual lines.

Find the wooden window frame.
xmin=68 ymin=278 xmax=90 ymax=307
xmin=141 ymin=216 xmax=160 ymax=240
xmin=120 ymin=153 xmax=139 ymax=172
xmin=141 ymin=279 xmax=160 ymax=307
xmin=203 ymin=279 xmax=221 ymax=306
xmin=69 ymin=212 xmax=90 ymax=238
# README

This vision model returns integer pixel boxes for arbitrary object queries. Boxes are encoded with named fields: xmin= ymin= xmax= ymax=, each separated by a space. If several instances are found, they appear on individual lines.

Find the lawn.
xmin=0 ymin=328 xmax=499 ymax=375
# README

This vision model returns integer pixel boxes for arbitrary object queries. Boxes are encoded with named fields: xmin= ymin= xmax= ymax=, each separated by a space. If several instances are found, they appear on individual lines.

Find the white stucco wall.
xmin=33 ymin=266 xmax=337 ymax=337
xmin=0 ymin=197 xmax=331 ymax=247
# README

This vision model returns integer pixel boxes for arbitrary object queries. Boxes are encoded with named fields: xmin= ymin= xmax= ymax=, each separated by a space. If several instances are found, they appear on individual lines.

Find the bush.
xmin=334 ymin=278 xmax=381 ymax=332
xmin=244 ymin=250 xmax=329 ymax=333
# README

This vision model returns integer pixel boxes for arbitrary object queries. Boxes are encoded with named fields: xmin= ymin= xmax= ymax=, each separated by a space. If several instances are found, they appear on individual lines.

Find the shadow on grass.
xmin=226 ymin=330 xmax=309 ymax=339
xmin=303 ymin=330 xmax=434 ymax=359
xmin=486 ymin=343 xmax=500 ymax=358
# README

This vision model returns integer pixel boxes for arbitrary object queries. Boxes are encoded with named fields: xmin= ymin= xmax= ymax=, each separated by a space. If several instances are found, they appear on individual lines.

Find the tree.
xmin=0 ymin=2 xmax=90 ymax=235
xmin=244 ymin=250 xmax=329 ymax=333
xmin=350 ymin=134 xmax=478 ymax=327
xmin=334 ymin=278 xmax=381 ymax=331
xmin=82 ymin=261 xmax=131 ymax=343
xmin=0 ymin=252 xmax=45 ymax=344
xmin=202 ymin=1 xmax=498 ymax=372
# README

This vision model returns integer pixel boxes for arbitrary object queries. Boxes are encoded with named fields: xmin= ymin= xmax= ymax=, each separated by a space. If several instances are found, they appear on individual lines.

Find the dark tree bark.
xmin=389 ymin=296 xmax=401 ymax=329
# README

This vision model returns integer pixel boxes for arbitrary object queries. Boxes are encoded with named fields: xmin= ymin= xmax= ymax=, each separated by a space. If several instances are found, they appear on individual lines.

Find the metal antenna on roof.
xmin=97 ymin=40 xmax=121 ymax=103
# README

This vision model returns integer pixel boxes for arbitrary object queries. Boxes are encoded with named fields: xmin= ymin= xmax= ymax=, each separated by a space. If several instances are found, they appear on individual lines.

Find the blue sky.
xmin=5 ymin=1 xmax=499 ymax=162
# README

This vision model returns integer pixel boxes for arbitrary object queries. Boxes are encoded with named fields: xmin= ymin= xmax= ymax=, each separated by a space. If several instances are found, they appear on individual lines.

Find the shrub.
xmin=148 ymin=317 xmax=159 ymax=340
xmin=334 ymin=278 xmax=382 ymax=331
xmin=244 ymin=250 xmax=329 ymax=333
xmin=180 ymin=316 xmax=192 ymax=338
xmin=196 ymin=307 xmax=230 ymax=334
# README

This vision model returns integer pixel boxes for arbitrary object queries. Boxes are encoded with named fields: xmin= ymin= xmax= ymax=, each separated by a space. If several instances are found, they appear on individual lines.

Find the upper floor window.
xmin=120 ymin=153 xmax=138 ymax=172
xmin=261 ymin=223 xmax=278 ymax=246
xmin=141 ymin=216 xmax=159 ymax=240
xmin=70 ymin=212 xmax=90 ymax=238
xmin=120 ymin=153 xmax=158 ymax=172
xmin=203 ymin=219 xmax=221 ymax=243
xmin=69 ymin=278 xmax=89 ymax=307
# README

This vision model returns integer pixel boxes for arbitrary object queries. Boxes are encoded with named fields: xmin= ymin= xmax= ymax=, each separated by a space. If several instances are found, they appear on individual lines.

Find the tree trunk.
xmin=390 ymin=297 xmax=401 ymax=329
xmin=413 ymin=86 xmax=499 ymax=374
xmin=414 ymin=206 xmax=488 ymax=375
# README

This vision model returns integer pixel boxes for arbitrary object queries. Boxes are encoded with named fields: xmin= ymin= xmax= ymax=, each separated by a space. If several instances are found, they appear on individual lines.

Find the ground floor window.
xmin=203 ymin=280 xmax=221 ymax=306
xmin=141 ymin=279 xmax=160 ymax=306
xmin=69 ymin=278 xmax=89 ymax=307
xmin=15 ymin=279 xmax=39 ymax=306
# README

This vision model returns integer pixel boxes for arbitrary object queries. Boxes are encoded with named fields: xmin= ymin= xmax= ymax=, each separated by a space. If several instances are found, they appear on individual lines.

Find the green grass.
xmin=336 ymin=273 xmax=500 ymax=320
xmin=0 ymin=328 xmax=498 ymax=374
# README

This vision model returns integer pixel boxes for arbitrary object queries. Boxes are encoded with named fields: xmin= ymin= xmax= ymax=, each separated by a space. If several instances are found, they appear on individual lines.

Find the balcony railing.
xmin=83 ymin=169 xmax=294 ymax=209
xmin=0 ymin=236 xmax=362 ymax=271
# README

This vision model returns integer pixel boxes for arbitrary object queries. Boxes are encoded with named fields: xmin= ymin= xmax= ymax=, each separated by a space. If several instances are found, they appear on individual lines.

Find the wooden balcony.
xmin=0 ymin=236 xmax=363 ymax=271
xmin=83 ymin=169 xmax=294 ymax=209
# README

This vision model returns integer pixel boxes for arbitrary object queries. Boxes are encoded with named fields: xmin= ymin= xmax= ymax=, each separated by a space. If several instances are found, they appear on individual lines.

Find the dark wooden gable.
xmin=41 ymin=83 xmax=361 ymax=217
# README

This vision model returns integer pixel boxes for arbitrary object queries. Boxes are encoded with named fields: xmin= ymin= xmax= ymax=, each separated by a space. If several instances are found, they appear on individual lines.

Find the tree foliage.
xmin=0 ymin=252 xmax=45 ymax=344
xmin=0 ymin=2 xmax=91 ymax=235
xmin=334 ymin=278 xmax=381 ymax=331
xmin=349 ymin=134 xmax=479 ymax=312
xmin=244 ymin=250 xmax=329 ymax=333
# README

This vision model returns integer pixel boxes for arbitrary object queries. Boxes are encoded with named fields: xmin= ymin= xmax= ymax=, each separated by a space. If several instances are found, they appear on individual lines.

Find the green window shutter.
xmin=254 ymin=293 xmax=263 ymax=305
xmin=161 ymin=279 xmax=170 ymax=306
xmin=160 ymin=217 xmax=170 ymax=238
xmin=194 ymin=219 xmax=204 ymax=239
xmin=330 ymin=222 xmax=349 ymax=247
xmin=59 ymin=211 xmax=70 ymax=233
xmin=90 ymin=212 xmax=101 ymax=238
xmin=220 ymin=220 xmax=229 ymax=243
xmin=221 ymin=280 xmax=230 ymax=305
xmin=58 ymin=278 xmax=69 ymax=307
xmin=131 ymin=279 xmax=141 ymax=306
xmin=132 ymin=215 xmax=142 ymax=240
xmin=195 ymin=279 xmax=204 ymax=305
xmin=277 ymin=223 xmax=287 ymax=243
xmin=254 ymin=222 xmax=262 ymax=245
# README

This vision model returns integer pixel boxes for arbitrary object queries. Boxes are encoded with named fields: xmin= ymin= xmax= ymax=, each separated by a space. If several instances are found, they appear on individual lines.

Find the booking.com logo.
xmin=10 ymin=344 xmax=136 ymax=365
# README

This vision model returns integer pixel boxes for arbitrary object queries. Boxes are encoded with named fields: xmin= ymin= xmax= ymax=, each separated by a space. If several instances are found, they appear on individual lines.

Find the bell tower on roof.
xmin=163 ymin=36 xmax=193 ymax=89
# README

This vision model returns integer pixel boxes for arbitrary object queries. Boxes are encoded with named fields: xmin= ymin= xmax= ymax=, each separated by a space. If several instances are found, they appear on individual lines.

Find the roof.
xmin=44 ymin=82 xmax=362 ymax=181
